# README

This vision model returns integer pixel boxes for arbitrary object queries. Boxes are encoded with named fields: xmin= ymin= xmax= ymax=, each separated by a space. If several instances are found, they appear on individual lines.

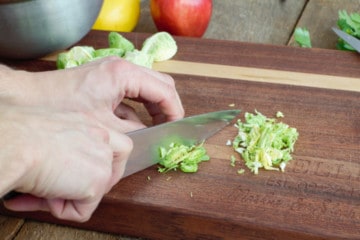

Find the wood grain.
xmin=153 ymin=60 xmax=360 ymax=92
xmin=1 ymin=31 xmax=359 ymax=240
xmin=40 ymin=56 xmax=360 ymax=93
xmin=40 ymin=50 xmax=360 ymax=92
xmin=0 ymin=215 xmax=24 ymax=240
xmin=13 ymin=221 xmax=139 ymax=240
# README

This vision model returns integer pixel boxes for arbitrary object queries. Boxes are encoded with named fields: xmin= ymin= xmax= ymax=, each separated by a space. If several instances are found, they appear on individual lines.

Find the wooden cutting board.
xmin=1 ymin=31 xmax=359 ymax=240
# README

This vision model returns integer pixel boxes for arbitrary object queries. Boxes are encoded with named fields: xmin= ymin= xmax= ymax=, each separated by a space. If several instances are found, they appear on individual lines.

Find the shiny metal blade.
xmin=332 ymin=27 xmax=360 ymax=53
xmin=123 ymin=109 xmax=241 ymax=178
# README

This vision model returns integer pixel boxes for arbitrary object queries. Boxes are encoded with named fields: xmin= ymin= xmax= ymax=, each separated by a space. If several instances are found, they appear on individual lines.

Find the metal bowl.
xmin=0 ymin=0 xmax=103 ymax=59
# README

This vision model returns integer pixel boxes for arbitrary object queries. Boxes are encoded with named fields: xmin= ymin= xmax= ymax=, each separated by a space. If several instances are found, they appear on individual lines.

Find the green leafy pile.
xmin=57 ymin=31 xmax=177 ymax=69
xmin=336 ymin=10 xmax=360 ymax=51
xmin=294 ymin=27 xmax=312 ymax=48
xmin=231 ymin=111 xmax=298 ymax=175
xmin=158 ymin=142 xmax=210 ymax=173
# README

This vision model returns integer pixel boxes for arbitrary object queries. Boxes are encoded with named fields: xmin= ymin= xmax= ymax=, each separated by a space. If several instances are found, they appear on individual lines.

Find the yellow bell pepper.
xmin=92 ymin=0 xmax=140 ymax=32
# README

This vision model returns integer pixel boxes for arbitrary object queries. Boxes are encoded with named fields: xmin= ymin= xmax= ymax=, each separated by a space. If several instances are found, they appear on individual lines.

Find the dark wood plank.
xmin=288 ymin=0 xmax=360 ymax=49
xmin=4 ymin=31 xmax=360 ymax=77
xmin=13 ymin=221 xmax=140 ymax=240
xmin=1 ymin=31 xmax=359 ymax=240
xmin=0 ymin=215 xmax=24 ymax=240
xmin=136 ymin=0 xmax=307 ymax=44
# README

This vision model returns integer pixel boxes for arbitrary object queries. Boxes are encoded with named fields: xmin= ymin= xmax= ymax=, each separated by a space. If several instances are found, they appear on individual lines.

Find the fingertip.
xmin=3 ymin=194 xmax=48 ymax=212
xmin=168 ymin=105 xmax=185 ymax=122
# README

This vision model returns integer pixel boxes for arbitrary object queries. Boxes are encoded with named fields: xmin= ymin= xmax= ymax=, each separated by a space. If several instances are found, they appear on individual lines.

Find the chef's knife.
xmin=2 ymin=109 xmax=240 ymax=200
xmin=332 ymin=27 xmax=360 ymax=53
xmin=123 ymin=109 xmax=241 ymax=178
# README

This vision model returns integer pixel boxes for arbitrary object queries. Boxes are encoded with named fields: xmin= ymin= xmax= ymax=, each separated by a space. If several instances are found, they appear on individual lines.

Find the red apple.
xmin=150 ymin=0 xmax=212 ymax=37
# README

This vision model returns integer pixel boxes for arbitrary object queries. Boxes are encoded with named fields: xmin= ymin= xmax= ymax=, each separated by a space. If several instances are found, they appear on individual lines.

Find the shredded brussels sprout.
xmin=158 ymin=142 xmax=210 ymax=173
xmin=232 ymin=110 xmax=298 ymax=174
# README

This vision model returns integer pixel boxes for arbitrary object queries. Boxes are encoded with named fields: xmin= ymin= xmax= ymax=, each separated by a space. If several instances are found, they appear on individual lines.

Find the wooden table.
xmin=1 ymin=1 xmax=360 ymax=239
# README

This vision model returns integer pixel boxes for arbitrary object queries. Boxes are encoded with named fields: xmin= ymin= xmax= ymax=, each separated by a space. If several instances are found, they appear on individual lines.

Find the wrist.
xmin=0 ymin=104 xmax=36 ymax=196
xmin=0 ymin=64 xmax=42 ymax=106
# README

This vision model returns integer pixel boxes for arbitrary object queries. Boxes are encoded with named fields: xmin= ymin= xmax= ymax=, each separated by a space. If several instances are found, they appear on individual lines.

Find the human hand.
xmin=0 ymin=104 xmax=132 ymax=222
xmin=3 ymin=57 xmax=184 ymax=127
xmin=0 ymin=58 xmax=184 ymax=222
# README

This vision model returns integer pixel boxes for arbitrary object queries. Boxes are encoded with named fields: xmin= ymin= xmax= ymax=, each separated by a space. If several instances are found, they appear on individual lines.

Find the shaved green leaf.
xmin=294 ymin=27 xmax=312 ymax=48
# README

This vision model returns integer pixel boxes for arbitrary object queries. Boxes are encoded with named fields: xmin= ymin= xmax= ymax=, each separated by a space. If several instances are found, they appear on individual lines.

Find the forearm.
xmin=0 ymin=104 xmax=33 ymax=197
xmin=0 ymin=64 xmax=59 ymax=107
xmin=0 ymin=64 xmax=33 ymax=104
xmin=0 ymin=68 xmax=49 ymax=196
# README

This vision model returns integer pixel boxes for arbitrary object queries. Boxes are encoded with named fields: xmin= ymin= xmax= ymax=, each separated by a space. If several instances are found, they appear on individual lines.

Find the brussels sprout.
xmin=56 ymin=32 xmax=178 ymax=69
xmin=94 ymin=48 xmax=125 ymax=58
xmin=108 ymin=32 xmax=135 ymax=52
xmin=141 ymin=31 xmax=177 ymax=62
xmin=123 ymin=50 xmax=154 ymax=68
xmin=56 ymin=46 xmax=95 ymax=69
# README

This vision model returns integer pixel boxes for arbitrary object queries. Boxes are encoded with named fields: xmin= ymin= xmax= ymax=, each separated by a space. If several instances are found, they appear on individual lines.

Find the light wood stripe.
xmin=153 ymin=60 xmax=360 ymax=93
xmin=42 ymin=54 xmax=359 ymax=92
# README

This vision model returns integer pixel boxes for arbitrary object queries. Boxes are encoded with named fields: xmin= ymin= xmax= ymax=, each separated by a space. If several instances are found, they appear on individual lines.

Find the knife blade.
xmin=2 ymin=109 xmax=240 ymax=200
xmin=332 ymin=27 xmax=360 ymax=53
xmin=123 ymin=109 xmax=241 ymax=178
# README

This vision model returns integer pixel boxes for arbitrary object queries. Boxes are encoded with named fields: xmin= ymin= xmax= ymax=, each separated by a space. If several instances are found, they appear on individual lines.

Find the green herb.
xmin=336 ymin=10 xmax=360 ymax=51
xmin=56 ymin=32 xmax=177 ymax=69
xmin=294 ymin=27 xmax=312 ymax=48
xmin=232 ymin=110 xmax=298 ymax=175
xmin=158 ymin=142 xmax=210 ymax=173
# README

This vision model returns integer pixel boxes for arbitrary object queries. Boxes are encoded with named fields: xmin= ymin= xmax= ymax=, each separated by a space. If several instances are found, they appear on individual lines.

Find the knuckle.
xmin=123 ymin=135 xmax=134 ymax=157
xmin=164 ymin=84 xmax=178 ymax=102
xmin=162 ymin=73 xmax=176 ymax=86
xmin=103 ymin=57 xmax=128 ymax=73
xmin=94 ymin=166 xmax=112 ymax=187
